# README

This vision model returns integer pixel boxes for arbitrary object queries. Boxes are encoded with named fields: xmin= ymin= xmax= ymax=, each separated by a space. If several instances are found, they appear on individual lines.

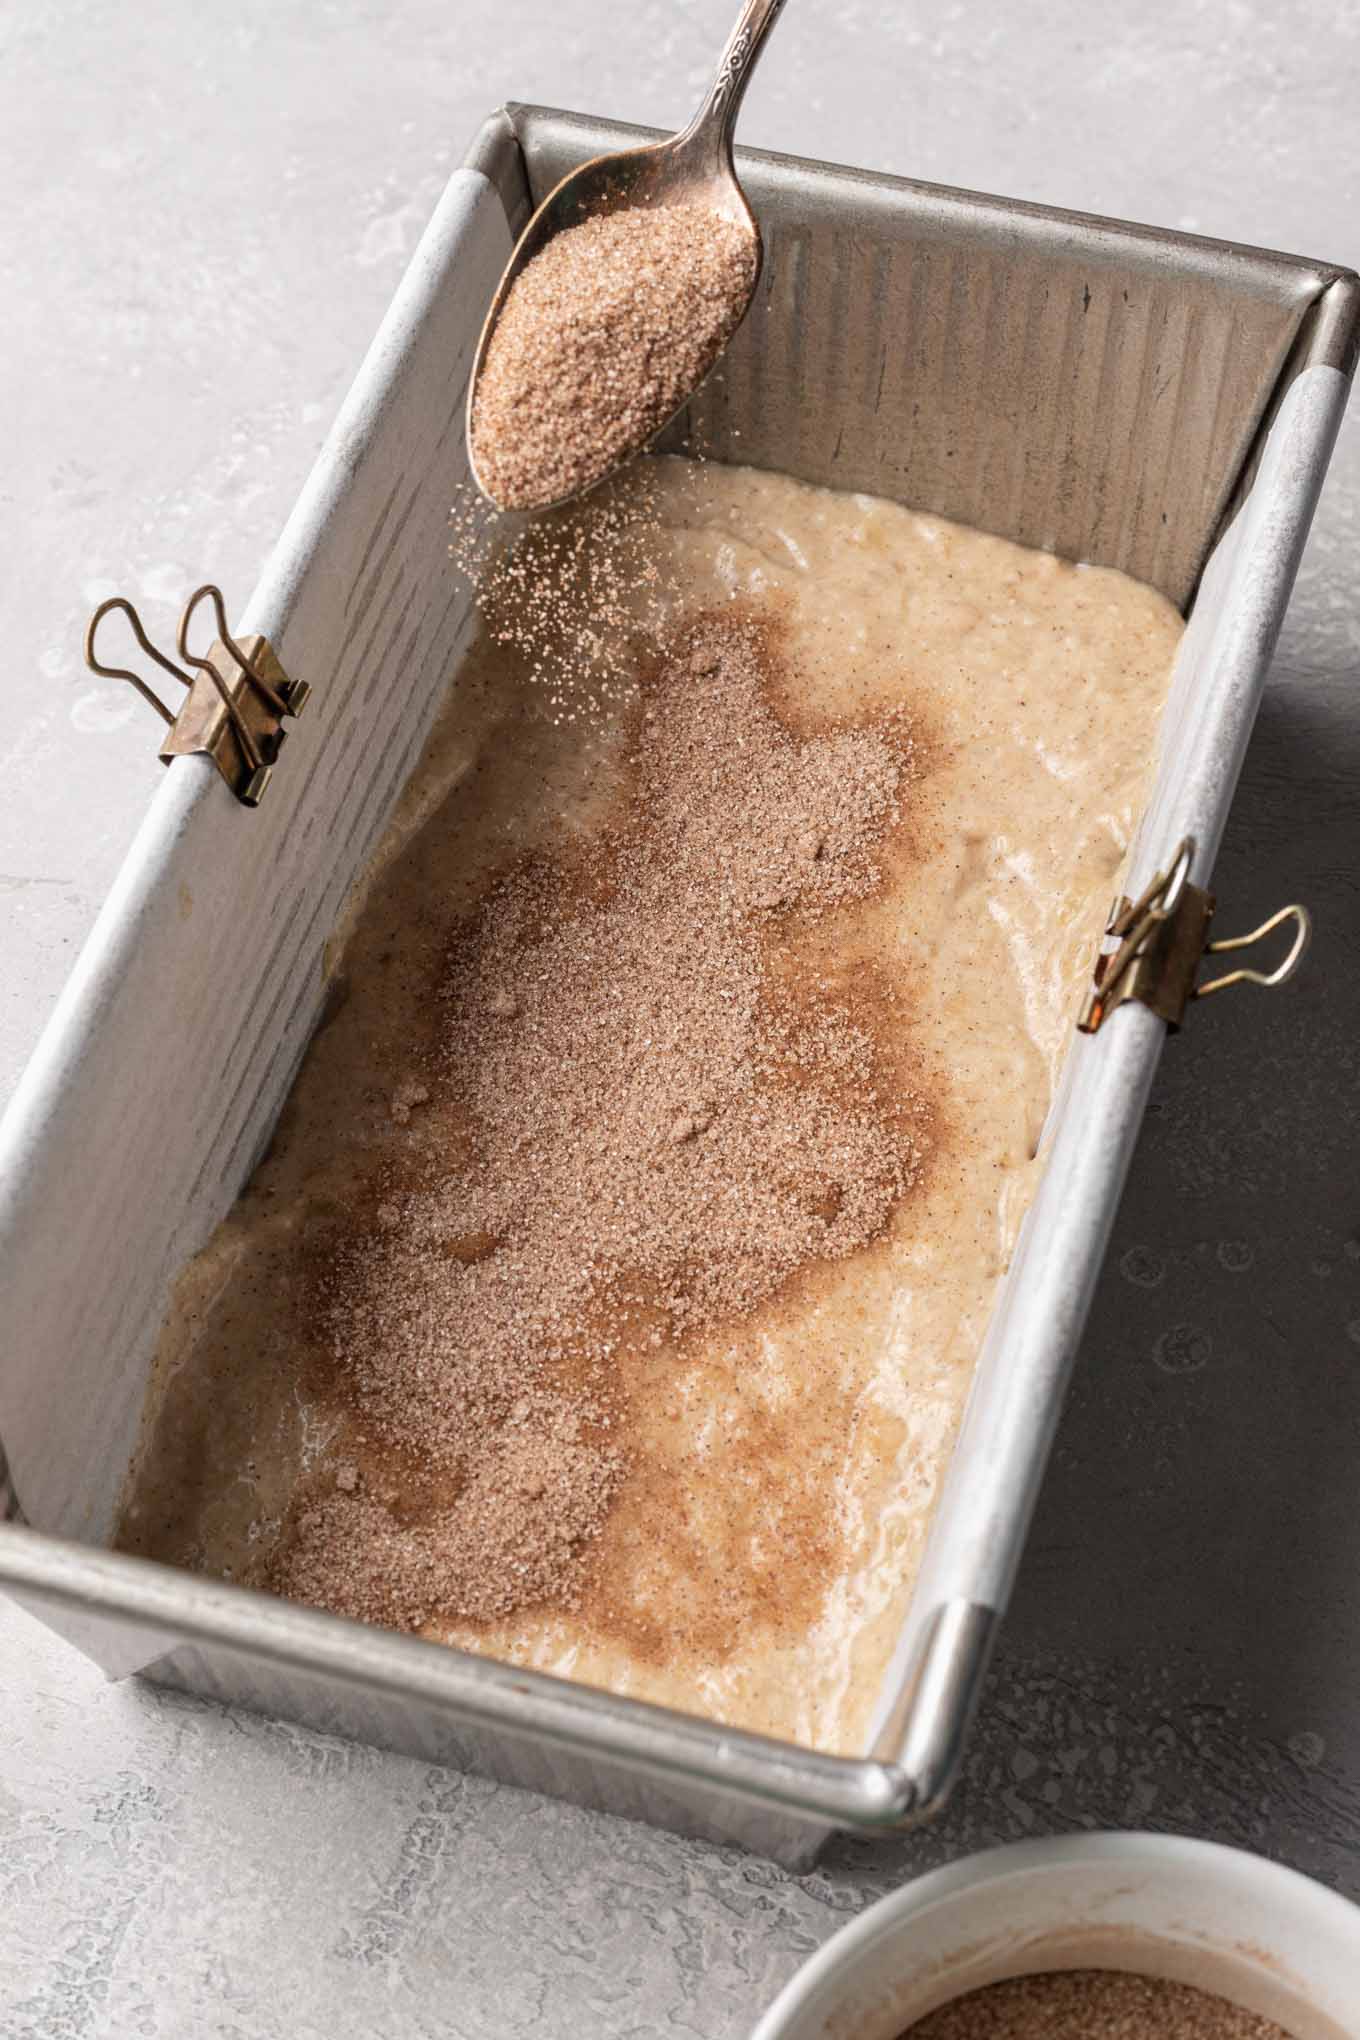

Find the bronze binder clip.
xmin=1078 ymin=835 xmax=1311 ymax=1035
xmin=85 ymin=585 xmax=310 ymax=807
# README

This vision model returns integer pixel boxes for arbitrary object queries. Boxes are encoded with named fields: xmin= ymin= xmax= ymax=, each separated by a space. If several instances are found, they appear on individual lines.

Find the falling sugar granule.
xmin=449 ymin=463 xmax=683 ymax=722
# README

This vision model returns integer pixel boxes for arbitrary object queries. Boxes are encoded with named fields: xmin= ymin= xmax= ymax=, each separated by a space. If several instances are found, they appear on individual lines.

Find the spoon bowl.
xmin=467 ymin=0 xmax=789 ymax=513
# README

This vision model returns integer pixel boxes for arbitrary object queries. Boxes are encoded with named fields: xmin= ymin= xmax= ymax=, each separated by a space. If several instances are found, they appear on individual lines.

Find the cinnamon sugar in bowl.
xmin=749 ymin=1836 xmax=1360 ymax=2040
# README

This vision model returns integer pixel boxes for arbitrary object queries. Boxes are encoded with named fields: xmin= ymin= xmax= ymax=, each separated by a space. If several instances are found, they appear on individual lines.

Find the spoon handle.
xmin=686 ymin=0 xmax=790 ymax=162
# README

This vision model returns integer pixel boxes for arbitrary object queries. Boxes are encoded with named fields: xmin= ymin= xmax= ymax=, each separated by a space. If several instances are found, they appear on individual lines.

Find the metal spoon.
xmin=467 ymin=0 xmax=790 ymax=512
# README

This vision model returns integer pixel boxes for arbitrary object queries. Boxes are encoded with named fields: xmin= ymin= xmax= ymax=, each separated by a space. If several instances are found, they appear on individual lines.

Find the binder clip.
xmin=1078 ymin=835 xmax=1310 ymax=1034
xmin=85 ymin=585 xmax=310 ymax=807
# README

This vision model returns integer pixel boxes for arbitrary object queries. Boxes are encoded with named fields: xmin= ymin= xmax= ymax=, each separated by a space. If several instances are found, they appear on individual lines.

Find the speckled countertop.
xmin=3 ymin=3 xmax=1359 ymax=2034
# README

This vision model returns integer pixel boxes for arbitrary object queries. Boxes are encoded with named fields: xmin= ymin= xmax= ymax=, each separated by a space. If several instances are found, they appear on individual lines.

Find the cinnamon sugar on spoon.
xmin=467 ymin=0 xmax=787 ymax=510
xmin=270 ymin=611 xmax=924 ymax=1635
xmin=469 ymin=204 xmax=756 ymax=512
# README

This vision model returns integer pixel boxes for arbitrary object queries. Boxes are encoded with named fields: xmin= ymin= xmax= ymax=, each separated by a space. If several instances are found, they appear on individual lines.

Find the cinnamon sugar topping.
xmin=270 ymin=611 xmax=920 ymax=1633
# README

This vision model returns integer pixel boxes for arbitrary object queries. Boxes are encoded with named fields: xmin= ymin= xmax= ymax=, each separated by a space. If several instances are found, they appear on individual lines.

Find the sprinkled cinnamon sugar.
xmin=449 ymin=466 xmax=676 ymax=717
xmin=469 ymin=203 xmax=756 ymax=511
xmin=269 ymin=608 xmax=920 ymax=1633
xmin=900 ymin=1972 xmax=1294 ymax=2040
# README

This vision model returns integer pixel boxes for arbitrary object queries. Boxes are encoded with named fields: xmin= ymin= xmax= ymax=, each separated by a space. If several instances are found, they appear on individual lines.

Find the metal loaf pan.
xmin=0 ymin=106 xmax=1355 ymax=1869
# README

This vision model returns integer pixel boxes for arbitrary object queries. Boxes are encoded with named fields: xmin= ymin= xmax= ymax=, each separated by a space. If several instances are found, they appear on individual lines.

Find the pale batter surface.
xmin=116 ymin=458 xmax=1182 ymax=1756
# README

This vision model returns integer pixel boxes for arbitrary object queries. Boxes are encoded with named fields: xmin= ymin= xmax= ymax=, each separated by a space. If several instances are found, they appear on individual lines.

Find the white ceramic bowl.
xmin=752 ymin=1834 xmax=1360 ymax=2040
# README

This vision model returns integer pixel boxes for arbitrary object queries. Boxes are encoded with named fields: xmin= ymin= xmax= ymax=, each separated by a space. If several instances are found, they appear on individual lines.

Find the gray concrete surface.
xmin=3 ymin=1 xmax=1359 ymax=2034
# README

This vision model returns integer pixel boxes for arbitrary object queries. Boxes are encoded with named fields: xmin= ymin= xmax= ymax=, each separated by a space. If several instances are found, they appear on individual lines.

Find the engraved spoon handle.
xmin=682 ymin=0 xmax=790 ymax=167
